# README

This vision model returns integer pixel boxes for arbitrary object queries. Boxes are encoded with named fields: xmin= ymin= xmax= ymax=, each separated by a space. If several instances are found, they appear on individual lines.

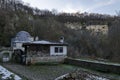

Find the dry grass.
xmin=2 ymin=63 xmax=77 ymax=80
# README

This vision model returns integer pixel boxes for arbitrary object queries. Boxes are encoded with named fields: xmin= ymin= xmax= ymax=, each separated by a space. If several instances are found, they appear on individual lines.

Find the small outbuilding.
xmin=11 ymin=31 xmax=34 ymax=51
xmin=23 ymin=40 xmax=68 ymax=64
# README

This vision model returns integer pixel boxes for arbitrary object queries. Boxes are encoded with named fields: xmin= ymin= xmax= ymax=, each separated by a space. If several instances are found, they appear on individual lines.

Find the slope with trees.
xmin=0 ymin=0 xmax=120 ymax=62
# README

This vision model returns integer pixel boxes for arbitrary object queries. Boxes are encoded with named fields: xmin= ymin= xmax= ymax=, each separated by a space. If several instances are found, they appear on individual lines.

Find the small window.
xmin=55 ymin=47 xmax=58 ymax=53
xmin=60 ymin=47 xmax=63 ymax=53
xmin=54 ymin=47 xmax=63 ymax=53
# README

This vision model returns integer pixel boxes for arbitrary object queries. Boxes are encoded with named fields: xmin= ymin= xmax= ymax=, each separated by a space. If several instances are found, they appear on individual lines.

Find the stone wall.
xmin=26 ymin=56 xmax=67 ymax=64
xmin=64 ymin=58 xmax=120 ymax=74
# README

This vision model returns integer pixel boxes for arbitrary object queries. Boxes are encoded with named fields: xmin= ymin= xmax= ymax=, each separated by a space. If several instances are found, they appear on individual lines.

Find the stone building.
xmin=11 ymin=31 xmax=67 ymax=64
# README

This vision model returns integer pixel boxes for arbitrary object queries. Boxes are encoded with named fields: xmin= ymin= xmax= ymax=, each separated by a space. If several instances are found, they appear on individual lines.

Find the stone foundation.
xmin=26 ymin=56 xmax=67 ymax=64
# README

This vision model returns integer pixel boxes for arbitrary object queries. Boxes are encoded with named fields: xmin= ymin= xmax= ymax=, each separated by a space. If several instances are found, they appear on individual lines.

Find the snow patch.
xmin=86 ymin=75 xmax=109 ymax=80
xmin=0 ymin=65 xmax=22 ymax=80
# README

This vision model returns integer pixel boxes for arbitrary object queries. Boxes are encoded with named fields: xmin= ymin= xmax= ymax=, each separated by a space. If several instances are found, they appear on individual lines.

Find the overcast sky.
xmin=23 ymin=0 xmax=120 ymax=15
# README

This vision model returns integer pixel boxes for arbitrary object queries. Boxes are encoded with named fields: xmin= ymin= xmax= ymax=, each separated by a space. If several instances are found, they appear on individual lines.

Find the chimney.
xmin=60 ymin=36 xmax=64 ymax=43
xmin=35 ymin=36 xmax=39 ymax=41
xmin=29 ymin=37 xmax=34 ymax=41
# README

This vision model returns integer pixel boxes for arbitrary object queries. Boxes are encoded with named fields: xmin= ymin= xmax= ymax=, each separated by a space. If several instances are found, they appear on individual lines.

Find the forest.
xmin=0 ymin=0 xmax=120 ymax=62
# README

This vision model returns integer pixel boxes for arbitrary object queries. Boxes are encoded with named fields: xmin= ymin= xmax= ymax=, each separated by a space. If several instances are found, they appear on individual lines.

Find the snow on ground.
xmin=0 ymin=65 xmax=22 ymax=80
xmin=86 ymin=75 xmax=109 ymax=80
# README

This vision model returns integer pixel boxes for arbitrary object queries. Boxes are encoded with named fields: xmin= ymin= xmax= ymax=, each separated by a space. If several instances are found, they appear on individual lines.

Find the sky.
xmin=23 ymin=0 xmax=120 ymax=15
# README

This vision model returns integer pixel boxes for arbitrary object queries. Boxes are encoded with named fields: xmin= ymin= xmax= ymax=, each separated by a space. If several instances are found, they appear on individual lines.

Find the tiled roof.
xmin=15 ymin=31 xmax=32 ymax=42
xmin=23 ymin=40 xmax=68 ymax=46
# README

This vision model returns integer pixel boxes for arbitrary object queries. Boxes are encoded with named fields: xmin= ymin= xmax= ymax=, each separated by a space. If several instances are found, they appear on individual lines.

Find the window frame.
xmin=54 ymin=46 xmax=63 ymax=53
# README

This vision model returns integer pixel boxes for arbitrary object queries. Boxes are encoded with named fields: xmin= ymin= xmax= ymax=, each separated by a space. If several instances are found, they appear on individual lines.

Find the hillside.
xmin=0 ymin=0 xmax=120 ymax=63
